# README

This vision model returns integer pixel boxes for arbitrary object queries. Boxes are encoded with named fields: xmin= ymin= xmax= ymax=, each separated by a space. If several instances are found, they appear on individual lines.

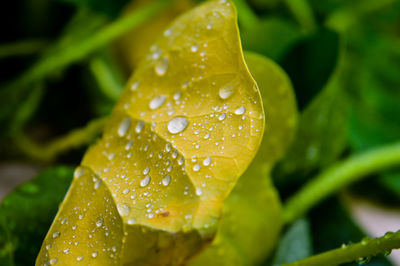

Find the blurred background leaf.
xmin=0 ymin=166 xmax=74 ymax=266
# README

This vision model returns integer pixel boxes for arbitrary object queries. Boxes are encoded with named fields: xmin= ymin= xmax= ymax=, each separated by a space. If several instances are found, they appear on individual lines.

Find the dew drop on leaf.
xmin=203 ymin=156 xmax=211 ymax=166
xmin=118 ymin=117 xmax=131 ymax=137
xmin=168 ymin=116 xmax=189 ymax=134
xmin=117 ymin=203 xmax=130 ymax=217
xmin=218 ymin=114 xmax=226 ymax=121
xmin=127 ymin=218 xmax=136 ymax=225
xmin=155 ymin=56 xmax=169 ymax=76
xmin=135 ymin=120 xmax=145 ymax=133
xmin=162 ymin=175 xmax=171 ymax=186
xmin=234 ymin=106 xmax=246 ymax=115
xmin=219 ymin=85 xmax=234 ymax=99
xmin=140 ymin=176 xmax=151 ymax=187
xmin=193 ymin=164 xmax=201 ymax=171
xmin=149 ymin=95 xmax=166 ymax=110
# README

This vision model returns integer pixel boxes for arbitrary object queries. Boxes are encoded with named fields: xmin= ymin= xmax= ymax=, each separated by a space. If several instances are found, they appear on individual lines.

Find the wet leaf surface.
xmin=189 ymin=52 xmax=297 ymax=265
xmin=36 ymin=1 xmax=265 ymax=265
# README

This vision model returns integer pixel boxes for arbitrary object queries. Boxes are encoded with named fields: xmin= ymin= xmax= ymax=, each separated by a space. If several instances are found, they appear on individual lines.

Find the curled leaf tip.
xmin=37 ymin=0 xmax=264 ymax=265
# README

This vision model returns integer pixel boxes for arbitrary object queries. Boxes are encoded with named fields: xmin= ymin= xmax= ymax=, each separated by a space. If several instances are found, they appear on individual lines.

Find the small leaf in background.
xmin=0 ymin=166 xmax=74 ymax=266
xmin=273 ymin=54 xmax=348 ymax=192
xmin=271 ymin=218 xmax=313 ymax=265
xmin=189 ymin=52 xmax=298 ymax=265
xmin=114 ymin=0 xmax=195 ymax=72
xmin=281 ymin=27 xmax=340 ymax=109
xmin=240 ymin=17 xmax=302 ymax=62
xmin=37 ymin=1 xmax=265 ymax=265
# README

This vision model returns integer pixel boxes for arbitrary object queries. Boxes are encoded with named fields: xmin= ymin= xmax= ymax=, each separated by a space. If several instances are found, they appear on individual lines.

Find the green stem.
xmin=14 ymin=116 xmax=107 ymax=162
xmin=0 ymin=39 xmax=48 ymax=58
xmin=284 ymin=230 xmax=400 ymax=266
xmin=89 ymin=53 xmax=124 ymax=101
xmin=283 ymin=142 xmax=400 ymax=224
xmin=4 ymin=0 xmax=169 ymax=91
xmin=285 ymin=0 xmax=317 ymax=33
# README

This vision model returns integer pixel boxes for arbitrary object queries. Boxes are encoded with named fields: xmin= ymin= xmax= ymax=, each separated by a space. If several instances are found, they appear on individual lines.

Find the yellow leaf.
xmin=114 ymin=0 xmax=195 ymax=71
xmin=188 ymin=52 xmax=298 ymax=265
xmin=36 ymin=1 xmax=264 ymax=265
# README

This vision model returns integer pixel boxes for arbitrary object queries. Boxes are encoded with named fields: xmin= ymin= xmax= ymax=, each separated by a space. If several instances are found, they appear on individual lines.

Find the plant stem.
xmin=89 ymin=53 xmax=124 ymax=101
xmin=14 ymin=116 xmax=107 ymax=162
xmin=3 ymin=0 xmax=169 ymax=93
xmin=283 ymin=142 xmax=400 ymax=224
xmin=285 ymin=0 xmax=317 ymax=33
xmin=284 ymin=230 xmax=400 ymax=266
xmin=0 ymin=39 xmax=48 ymax=58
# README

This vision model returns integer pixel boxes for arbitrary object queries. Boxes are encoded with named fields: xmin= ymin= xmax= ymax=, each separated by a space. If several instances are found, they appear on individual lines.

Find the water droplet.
xmin=234 ymin=106 xmax=246 ymax=115
xmin=204 ymin=133 xmax=210 ymax=139
xmin=52 ymin=231 xmax=60 ymax=238
xmin=118 ymin=117 xmax=131 ymax=137
xmin=218 ymin=114 xmax=226 ymax=121
xmin=219 ymin=85 xmax=234 ymax=99
xmin=163 ymin=28 xmax=172 ymax=36
xmin=203 ymin=156 xmax=211 ymax=166
xmin=76 ymin=256 xmax=83 ymax=262
xmin=122 ymin=188 xmax=129 ymax=194
xmin=127 ymin=218 xmax=136 ymax=225
xmin=191 ymin=44 xmax=199 ymax=52
xmin=168 ymin=116 xmax=189 ymax=134
xmin=96 ymin=217 xmax=103 ymax=227
xmin=162 ymin=175 xmax=171 ymax=186
xmin=143 ymin=167 xmax=150 ymax=175
xmin=74 ymin=168 xmax=85 ymax=179
xmin=117 ymin=203 xmax=130 ymax=217
xmin=193 ymin=164 xmax=201 ymax=172
xmin=131 ymin=81 xmax=139 ymax=91
xmin=196 ymin=188 xmax=203 ymax=196
xmin=92 ymin=251 xmax=98 ymax=258
xmin=94 ymin=179 xmax=102 ymax=190
xmin=46 ymin=244 xmax=52 ymax=250
xmin=173 ymin=91 xmax=181 ymax=100
xmin=49 ymin=258 xmax=58 ymax=265
xmin=140 ymin=176 xmax=151 ymax=187
xmin=155 ymin=56 xmax=169 ymax=76
xmin=149 ymin=95 xmax=166 ymax=110
xmin=136 ymin=120 xmax=145 ymax=133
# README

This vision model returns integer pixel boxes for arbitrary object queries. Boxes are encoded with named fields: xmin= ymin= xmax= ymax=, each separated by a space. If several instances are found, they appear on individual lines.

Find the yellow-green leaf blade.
xmin=37 ymin=1 xmax=265 ymax=265
xmin=189 ymin=52 xmax=298 ymax=265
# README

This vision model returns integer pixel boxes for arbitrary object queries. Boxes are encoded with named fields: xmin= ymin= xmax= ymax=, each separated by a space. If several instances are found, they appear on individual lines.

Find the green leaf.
xmin=273 ymin=56 xmax=349 ymax=190
xmin=271 ymin=218 xmax=313 ymax=265
xmin=281 ymin=27 xmax=340 ymax=109
xmin=0 ymin=166 xmax=74 ymax=266
xmin=240 ymin=16 xmax=302 ymax=62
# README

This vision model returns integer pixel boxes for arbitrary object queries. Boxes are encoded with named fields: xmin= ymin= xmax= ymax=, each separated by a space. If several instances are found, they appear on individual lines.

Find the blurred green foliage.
xmin=0 ymin=166 xmax=74 ymax=266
